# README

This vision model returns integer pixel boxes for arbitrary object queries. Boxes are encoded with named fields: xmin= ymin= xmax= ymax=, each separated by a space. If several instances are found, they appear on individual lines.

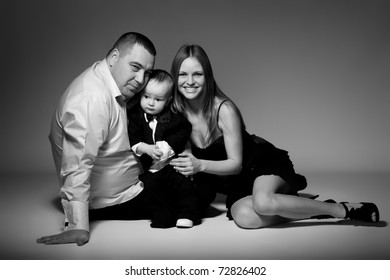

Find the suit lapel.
xmin=154 ymin=109 xmax=171 ymax=142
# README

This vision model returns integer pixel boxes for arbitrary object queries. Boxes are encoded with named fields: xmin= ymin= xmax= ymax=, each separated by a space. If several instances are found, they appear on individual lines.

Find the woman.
xmin=169 ymin=44 xmax=379 ymax=228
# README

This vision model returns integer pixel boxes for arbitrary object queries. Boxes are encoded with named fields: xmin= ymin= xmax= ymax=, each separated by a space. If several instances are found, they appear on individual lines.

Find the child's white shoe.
xmin=176 ymin=218 xmax=193 ymax=228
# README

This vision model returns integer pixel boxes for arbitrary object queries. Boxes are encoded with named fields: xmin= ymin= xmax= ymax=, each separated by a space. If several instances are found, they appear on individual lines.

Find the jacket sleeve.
xmin=127 ymin=106 xmax=147 ymax=147
xmin=163 ymin=114 xmax=192 ymax=154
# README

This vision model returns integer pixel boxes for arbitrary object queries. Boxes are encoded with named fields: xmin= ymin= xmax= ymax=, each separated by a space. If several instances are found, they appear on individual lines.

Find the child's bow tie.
xmin=145 ymin=113 xmax=157 ymax=122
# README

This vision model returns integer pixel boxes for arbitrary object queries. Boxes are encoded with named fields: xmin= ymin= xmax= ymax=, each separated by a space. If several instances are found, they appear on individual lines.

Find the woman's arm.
xmin=200 ymin=101 xmax=243 ymax=175
xmin=171 ymin=101 xmax=243 ymax=176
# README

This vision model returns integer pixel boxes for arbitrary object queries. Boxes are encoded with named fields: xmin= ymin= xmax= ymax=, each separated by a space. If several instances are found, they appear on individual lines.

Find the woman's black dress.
xmin=192 ymin=130 xmax=307 ymax=219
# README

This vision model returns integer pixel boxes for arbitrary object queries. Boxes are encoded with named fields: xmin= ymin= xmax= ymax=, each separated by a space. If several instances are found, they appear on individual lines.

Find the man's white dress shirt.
xmin=49 ymin=59 xmax=143 ymax=232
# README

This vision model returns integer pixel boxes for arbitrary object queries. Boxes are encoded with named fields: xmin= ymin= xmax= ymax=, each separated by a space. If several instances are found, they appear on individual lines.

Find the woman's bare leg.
xmin=231 ymin=196 xmax=290 ymax=229
xmin=231 ymin=175 xmax=346 ymax=229
xmin=251 ymin=175 xmax=346 ymax=220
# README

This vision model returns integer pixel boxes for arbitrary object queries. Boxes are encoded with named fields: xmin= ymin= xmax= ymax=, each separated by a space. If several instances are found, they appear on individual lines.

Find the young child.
xmin=128 ymin=69 xmax=200 ymax=228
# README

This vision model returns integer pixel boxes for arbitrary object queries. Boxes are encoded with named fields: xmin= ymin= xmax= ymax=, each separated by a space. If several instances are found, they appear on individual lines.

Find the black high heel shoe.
xmin=340 ymin=202 xmax=380 ymax=223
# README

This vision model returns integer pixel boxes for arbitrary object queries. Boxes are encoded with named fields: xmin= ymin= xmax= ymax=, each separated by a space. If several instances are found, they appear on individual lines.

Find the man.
xmin=37 ymin=32 xmax=156 ymax=246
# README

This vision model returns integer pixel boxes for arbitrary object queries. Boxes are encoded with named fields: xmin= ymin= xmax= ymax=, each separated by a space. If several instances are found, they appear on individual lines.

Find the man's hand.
xmin=37 ymin=229 xmax=89 ymax=246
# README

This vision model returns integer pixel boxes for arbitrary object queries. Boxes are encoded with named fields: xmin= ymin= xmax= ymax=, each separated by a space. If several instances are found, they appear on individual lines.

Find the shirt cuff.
xmin=61 ymin=199 xmax=89 ymax=232
xmin=131 ymin=142 xmax=143 ymax=157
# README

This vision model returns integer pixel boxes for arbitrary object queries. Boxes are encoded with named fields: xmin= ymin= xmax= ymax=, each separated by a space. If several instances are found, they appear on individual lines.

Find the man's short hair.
xmin=107 ymin=32 xmax=156 ymax=57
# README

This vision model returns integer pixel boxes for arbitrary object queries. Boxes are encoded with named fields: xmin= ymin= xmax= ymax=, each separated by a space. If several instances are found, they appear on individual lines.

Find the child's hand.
xmin=136 ymin=143 xmax=163 ymax=160
xmin=146 ymin=145 xmax=163 ymax=160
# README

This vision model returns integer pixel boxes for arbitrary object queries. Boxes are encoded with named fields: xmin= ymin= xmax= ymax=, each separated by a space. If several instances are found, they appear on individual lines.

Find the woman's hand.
xmin=170 ymin=152 xmax=203 ymax=176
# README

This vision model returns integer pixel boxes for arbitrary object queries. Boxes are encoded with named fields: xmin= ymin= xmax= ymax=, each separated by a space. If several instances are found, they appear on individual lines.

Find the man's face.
xmin=109 ymin=44 xmax=155 ymax=100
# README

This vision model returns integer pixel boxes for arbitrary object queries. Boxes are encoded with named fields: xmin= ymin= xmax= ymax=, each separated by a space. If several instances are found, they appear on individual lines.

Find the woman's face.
xmin=177 ymin=57 xmax=205 ymax=100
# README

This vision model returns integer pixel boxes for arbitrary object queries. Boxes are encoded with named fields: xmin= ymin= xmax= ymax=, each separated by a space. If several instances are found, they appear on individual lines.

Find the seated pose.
xmin=128 ymin=69 xmax=200 ymax=228
xmin=169 ymin=44 xmax=379 ymax=229
xmin=37 ymin=32 xmax=156 ymax=246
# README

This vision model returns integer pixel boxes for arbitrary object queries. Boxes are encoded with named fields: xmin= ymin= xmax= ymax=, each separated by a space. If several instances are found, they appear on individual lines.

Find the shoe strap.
xmin=340 ymin=202 xmax=349 ymax=219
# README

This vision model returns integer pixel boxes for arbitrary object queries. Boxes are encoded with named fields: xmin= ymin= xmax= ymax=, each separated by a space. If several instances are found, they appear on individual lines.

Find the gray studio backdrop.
xmin=2 ymin=0 xmax=389 ymax=174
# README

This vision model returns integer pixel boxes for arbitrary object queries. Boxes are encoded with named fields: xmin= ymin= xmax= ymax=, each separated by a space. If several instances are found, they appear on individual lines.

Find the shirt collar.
xmin=98 ymin=58 xmax=125 ymax=101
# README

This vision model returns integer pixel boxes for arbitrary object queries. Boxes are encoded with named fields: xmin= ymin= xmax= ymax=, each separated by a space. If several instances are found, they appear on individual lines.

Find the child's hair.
xmin=148 ymin=69 xmax=173 ymax=96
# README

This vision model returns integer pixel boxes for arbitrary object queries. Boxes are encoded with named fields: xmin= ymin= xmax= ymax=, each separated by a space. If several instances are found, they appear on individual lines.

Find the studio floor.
xmin=0 ymin=172 xmax=389 ymax=260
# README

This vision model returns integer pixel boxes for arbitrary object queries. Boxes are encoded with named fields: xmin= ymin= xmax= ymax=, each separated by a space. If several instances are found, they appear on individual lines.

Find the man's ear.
xmin=107 ymin=48 xmax=119 ymax=68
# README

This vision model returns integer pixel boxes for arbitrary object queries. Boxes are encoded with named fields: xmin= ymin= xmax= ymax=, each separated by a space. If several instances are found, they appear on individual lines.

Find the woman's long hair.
xmin=171 ymin=44 xmax=244 ymax=145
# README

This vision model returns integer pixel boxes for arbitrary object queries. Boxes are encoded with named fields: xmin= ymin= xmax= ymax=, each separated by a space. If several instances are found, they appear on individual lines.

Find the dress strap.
xmin=216 ymin=99 xmax=229 ymax=124
xmin=216 ymin=99 xmax=230 ymax=131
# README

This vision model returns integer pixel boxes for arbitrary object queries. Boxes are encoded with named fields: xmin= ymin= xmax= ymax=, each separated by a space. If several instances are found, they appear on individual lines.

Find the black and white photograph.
xmin=1 ymin=0 xmax=389 ymax=274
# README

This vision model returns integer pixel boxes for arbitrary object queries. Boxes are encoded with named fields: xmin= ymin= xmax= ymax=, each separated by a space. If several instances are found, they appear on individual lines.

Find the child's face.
xmin=140 ymin=80 xmax=171 ymax=116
